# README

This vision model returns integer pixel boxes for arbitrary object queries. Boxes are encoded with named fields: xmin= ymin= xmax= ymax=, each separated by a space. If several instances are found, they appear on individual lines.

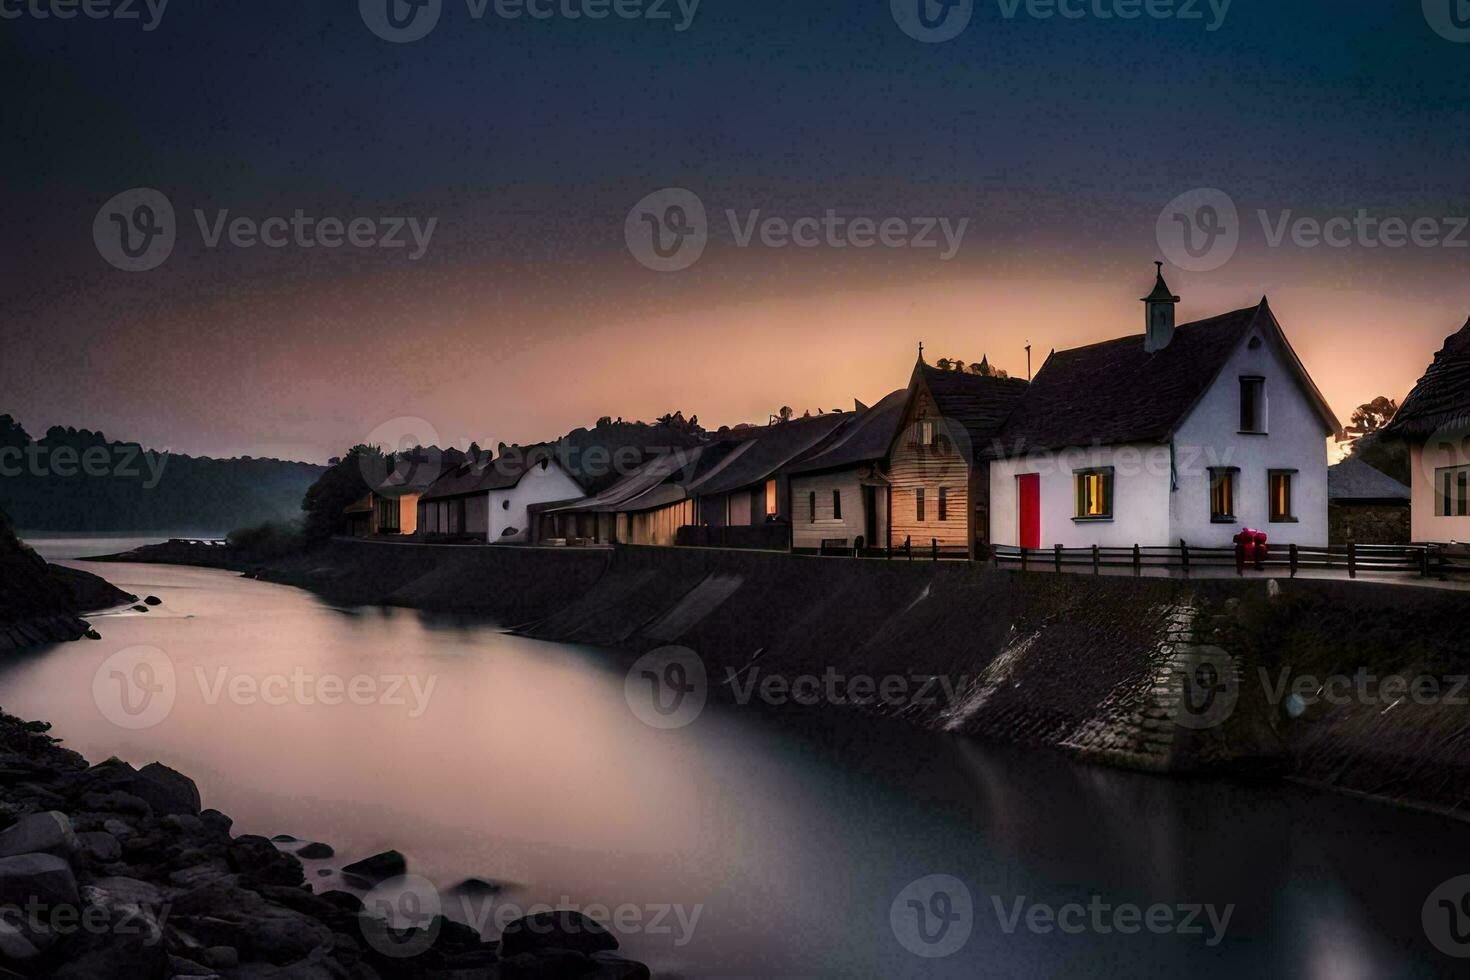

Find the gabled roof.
xmin=542 ymin=446 xmax=709 ymax=515
xmin=687 ymin=412 xmax=850 ymax=497
xmin=916 ymin=364 xmax=1030 ymax=455
xmin=788 ymin=389 xmax=907 ymax=476
xmin=992 ymin=299 xmax=1339 ymax=456
xmin=420 ymin=445 xmax=581 ymax=501
xmin=1382 ymin=317 xmax=1470 ymax=441
xmin=1328 ymin=457 xmax=1411 ymax=502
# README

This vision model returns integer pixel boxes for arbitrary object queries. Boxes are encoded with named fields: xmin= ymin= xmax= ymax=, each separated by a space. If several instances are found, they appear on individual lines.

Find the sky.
xmin=3 ymin=0 xmax=1469 ymax=462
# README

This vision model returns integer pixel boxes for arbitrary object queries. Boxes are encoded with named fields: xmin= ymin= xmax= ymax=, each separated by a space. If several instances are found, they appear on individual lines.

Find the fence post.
xmin=1054 ymin=544 xmax=1063 ymax=575
xmin=1021 ymin=546 xmax=1028 ymax=572
xmin=1132 ymin=544 xmax=1141 ymax=578
xmin=1348 ymin=542 xmax=1357 ymax=579
xmin=931 ymin=538 xmax=938 ymax=562
xmin=1420 ymin=546 xmax=1429 ymax=579
xmin=887 ymin=537 xmax=892 ymax=561
xmin=1092 ymin=544 xmax=1100 ymax=575
xmin=905 ymin=536 xmax=912 ymax=561
xmin=1180 ymin=539 xmax=1190 ymax=578
xmin=1289 ymin=543 xmax=1299 ymax=579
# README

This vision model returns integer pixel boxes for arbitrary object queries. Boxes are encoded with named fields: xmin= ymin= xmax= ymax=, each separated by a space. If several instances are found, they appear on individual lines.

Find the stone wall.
xmin=1328 ymin=501 xmax=1410 ymax=545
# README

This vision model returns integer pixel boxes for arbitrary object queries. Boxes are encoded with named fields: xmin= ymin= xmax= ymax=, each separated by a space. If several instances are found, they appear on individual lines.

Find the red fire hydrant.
xmin=1234 ymin=528 xmax=1269 ymax=573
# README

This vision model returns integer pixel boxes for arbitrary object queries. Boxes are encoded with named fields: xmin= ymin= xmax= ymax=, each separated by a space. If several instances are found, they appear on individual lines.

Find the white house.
xmin=988 ymin=266 xmax=1340 ymax=550
xmin=418 ymin=446 xmax=589 ymax=544
xmin=1381 ymin=317 xmax=1470 ymax=544
xmin=787 ymin=390 xmax=906 ymax=552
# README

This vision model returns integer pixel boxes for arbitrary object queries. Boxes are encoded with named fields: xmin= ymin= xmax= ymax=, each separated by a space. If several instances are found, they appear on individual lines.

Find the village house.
xmin=537 ymin=445 xmax=708 ymax=547
xmin=788 ymin=390 xmax=906 ymax=553
xmin=1327 ymin=457 xmax=1411 ymax=545
xmin=886 ymin=359 xmax=1030 ymax=558
xmin=988 ymin=266 xmax=1340 ymax=550
xmin=1381 ymin=317 xmax=1470 ymax=544
xmin=417 ymin=446 xmax=591 ymax=543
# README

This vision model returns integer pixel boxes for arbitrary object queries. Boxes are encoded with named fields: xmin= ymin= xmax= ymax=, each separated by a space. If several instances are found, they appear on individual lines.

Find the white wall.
xmin=1409 ymin=440 xmax=1470 ymax=543
xmin=1170 ymin=330 xmax=1330 ymax=547
xmin=990 ymin=444 xmax=1173 ymax=548
xmin=487 ymin=460 xmax=585 ymax=543
xmin=791 ymin=470 xmax=879 ymax=549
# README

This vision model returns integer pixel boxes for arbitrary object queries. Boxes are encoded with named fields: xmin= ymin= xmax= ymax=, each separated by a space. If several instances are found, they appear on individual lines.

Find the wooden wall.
xmin=619 ymin=499 xmax=697 ymax=547
xmin=791 ymin=470 xmax=884 ymax=550
xmin=887 ymin=386 xmax=972 ymax=551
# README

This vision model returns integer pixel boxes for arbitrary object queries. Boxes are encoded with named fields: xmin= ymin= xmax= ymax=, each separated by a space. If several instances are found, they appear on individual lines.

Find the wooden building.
xmin=1327 ymin=457 xmax=1411 ymax=545
xmin=788 ymin=390 xmax=906 ymax=552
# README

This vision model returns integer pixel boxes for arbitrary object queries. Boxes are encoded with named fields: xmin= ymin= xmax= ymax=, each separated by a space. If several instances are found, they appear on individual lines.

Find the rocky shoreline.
xmin=0 ymin=709 xmax=652 ymax=979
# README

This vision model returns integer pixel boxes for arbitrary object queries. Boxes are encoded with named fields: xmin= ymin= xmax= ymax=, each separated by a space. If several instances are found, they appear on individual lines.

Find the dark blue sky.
xmin=4 ymin=1 xmax=1468 ymax=459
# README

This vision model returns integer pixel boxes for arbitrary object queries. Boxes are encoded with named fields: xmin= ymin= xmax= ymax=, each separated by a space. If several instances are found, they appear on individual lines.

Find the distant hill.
xmin=0 ymin=415 xmax=325 ymax=533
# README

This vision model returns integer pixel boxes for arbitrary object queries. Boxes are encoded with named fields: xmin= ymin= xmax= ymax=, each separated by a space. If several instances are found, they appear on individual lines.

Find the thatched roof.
xmin=1382 ymin=317 xmax=1470 ymax=441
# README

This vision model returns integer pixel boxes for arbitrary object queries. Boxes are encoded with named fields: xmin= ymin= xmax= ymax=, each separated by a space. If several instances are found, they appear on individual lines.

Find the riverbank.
xmin=0 ymin=709 xmax=650 ymax=978
xmin=0 ymin=523 xmax=133 ymax=652
xmin=88 ymin=538 xmax=1470 ymax=822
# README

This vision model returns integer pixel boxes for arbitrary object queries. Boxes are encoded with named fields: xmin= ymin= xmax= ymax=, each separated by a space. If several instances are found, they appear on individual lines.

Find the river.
xmin=4 ymin=536 xmax=1466 ymax=976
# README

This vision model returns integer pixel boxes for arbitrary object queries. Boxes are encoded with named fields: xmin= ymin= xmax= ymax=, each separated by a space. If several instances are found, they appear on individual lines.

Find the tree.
xmin=1345 ymin=396 xmax=1409 ymax=486
xmin=777 ymin=406 xmax=794 ymax=423
xmin=301 ymin=444 xmax=383 ymax=541
xmin=1345 ymin=397 xmax=1398 ymax=445
xmin=596 ymin=416 xmax=613 ymax=428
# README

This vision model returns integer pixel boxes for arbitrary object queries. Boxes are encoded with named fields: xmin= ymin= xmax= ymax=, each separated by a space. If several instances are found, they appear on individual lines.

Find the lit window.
xmin=916 ymin=488 xmax=926 ymax=522
xmin=1240 ymin=377 xmax=1266 ymax=433
xmin=938 ymin=486 xmax=949 ymax=521
xmin=832 ymin=490 xmax=842 ymax=521
xmin=1209 ymin=468 xmax=1237 ymax=522
xmin=918 ymin=419 xmax=935 ymax=447
xmin=1439 ymin=466 xmax=1470 ymax=517
xmin=1074 ymin=468 xmax=1113 ymax=520
xmin=1269 ymin=471 xmax=1295 ymax=522
xmin=765 ymin=479 xmax=778 ymax=517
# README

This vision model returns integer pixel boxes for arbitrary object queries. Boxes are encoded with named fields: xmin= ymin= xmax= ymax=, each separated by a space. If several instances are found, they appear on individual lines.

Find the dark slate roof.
xmin=420 ymin=445 xmax=574 ymax=501
xmin=1382 ymin=318 xmax=1470 ymax=441
xmin=788 ymin=389 xmax=907 ymax=475
xmin=920 ymin=366 xmax=1030 ymax=456
xmin=688 ymin=413 xmax=851 ymax=497
xmin=1328 ymin=457 xmax=1411 ymax=502
xmin=993 ymin=299 xmax=1336 ymax=455
xmin=544 ymin=446 xmax=712 ymax=515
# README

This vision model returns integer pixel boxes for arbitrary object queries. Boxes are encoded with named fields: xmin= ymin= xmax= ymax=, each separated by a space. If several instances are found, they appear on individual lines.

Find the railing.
xmin=992 ymin=541 xmax=1469 ymax=579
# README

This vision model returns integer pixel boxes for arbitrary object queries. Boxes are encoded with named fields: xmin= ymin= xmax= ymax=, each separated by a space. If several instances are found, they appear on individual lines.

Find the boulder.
xmin=226 ymin=835 xmax=304 ymax=887
xmin=135 ymin=763 xmax=202 ymax=816
xmin=340 ymin=850 xmax=405 ymax=883
xmin=590 ymin=952 xmax=652 ymax=979
xmin=501 ymin=948 xmax=596 ymax=979
xmin=143 ymin=596 xmax=162 ymax=606
xmin=499 ymin=911 xmax=618 ymax=957
xmin=0 ymin=811 xmax=76 ymax=859
xmin=86 ymin=876 xmax=165 ymax=908
xmin=296 ymin=842 xmax=333 ymax=860
xmin=50 ymin=930 xmax=169 ymax=979
xmin=77 ymin=831 xmax=122 ymax=862
xmin=0 ymin=853 xmax=79 ymax=908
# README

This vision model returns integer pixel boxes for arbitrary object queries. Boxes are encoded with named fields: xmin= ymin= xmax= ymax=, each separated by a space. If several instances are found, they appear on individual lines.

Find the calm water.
xmin=2 ymin=542 xmax=1466 ymax=977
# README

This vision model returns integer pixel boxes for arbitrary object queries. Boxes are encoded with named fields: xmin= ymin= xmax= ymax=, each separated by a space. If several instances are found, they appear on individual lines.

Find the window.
xmin=1438 ymin=466 xmax=1470 ymax=517
xmin=918 ymin=418 xmax=936 ymax=447
xmin=1209 ymin=468 xmax=1238 ymax=522
xmin=1073 ymin=468 xmax=1113 ymax=520
xmin=832 ymin=490 xmax=842 ymax=521
xmin=1240 ymin=377 xmax=1266 ymax=433
xmin=1269 ymin=470 xmax=1296 ymax=522
xmin=808 ymin=491 xmax=816 ymax=523
xmin=916 ymin=488 xmax=926 ymax=522
xmin=765 ymin=479 xmax=778 ymax=517
xmin=938 ymin=487 xmax=949 ymax=522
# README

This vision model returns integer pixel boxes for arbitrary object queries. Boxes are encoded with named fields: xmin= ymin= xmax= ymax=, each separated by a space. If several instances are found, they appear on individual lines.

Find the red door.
xmin=1018 ymin=474 xmax=1041 ymax=549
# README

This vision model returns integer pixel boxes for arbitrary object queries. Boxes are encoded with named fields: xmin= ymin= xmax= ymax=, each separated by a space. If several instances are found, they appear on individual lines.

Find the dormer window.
xmin=1240 ymin=377 xmax=1266 ymax=433
xmin=918 ymin=418 xmax=936 ymax=447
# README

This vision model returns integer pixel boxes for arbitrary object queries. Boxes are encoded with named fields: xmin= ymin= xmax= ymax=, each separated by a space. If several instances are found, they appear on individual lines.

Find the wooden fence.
xmin=990 ymin=541 xmax=1470 ymax=580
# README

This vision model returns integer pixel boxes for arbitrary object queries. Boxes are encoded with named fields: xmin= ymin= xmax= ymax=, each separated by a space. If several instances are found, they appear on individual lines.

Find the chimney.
xmin=1141 ymin=261 xmax=1180 ymax=353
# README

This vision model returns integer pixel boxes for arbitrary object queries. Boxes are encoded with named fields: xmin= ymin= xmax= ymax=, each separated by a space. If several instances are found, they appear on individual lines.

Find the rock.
xmin=590 ymin=951 xmax=652 ymax=979
xmin=50 ymin=931 xmax=169 ymax=979
xmin=340 ymin=850 xmax=405 ymax=883
xmin=201 ymin=945 xmax=238 ymax=969
xmin=0 ymin=853 xmax=79 ymax=908
xmin=199 ymin=810 xmax=233 ymax=838
xmin=143 ymin=596 xmax=162 ymax=606
xmin=0 ymin=811 xmax=76 ymax=859
xmin=80 ymin=790 xmax=152 ymax=819
xmin=165 ymin=813 xmax=205 ymax=835
xmin=130 ymin=605 xmax=150 ymax=613
xmin=168 ymin=861 xmax=234 ymax=889
xmin=270 ymin=834 xmax=298 ymax=843
xmin=448 ymin=876 xmax=510 ymax=896
xmin=501 ymin=948 xmax=596 ymax=978
xmin=0 ymin=915 xmax=50 ymax=962
xmin=296 ymin=842 xmax=333 ymax=859
xmin=499 ymin=911 xmax=618 ymax=957
xmin=77 ymin=831 xmax=122 ymax=862
xmin=227 ymin=835 xmax=305 ymax=887
xmin=85 ymin=629 xmax=102 ymax=640
xmin=169 ymin=953 xmax=214 ymax=976
xmin=102 ymin=819 xmax=135 ymax=838
xmin=135 ymin=762 xmax=202 ymax=816
xmin=87 ymin=876 xmax=165 ymax=907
